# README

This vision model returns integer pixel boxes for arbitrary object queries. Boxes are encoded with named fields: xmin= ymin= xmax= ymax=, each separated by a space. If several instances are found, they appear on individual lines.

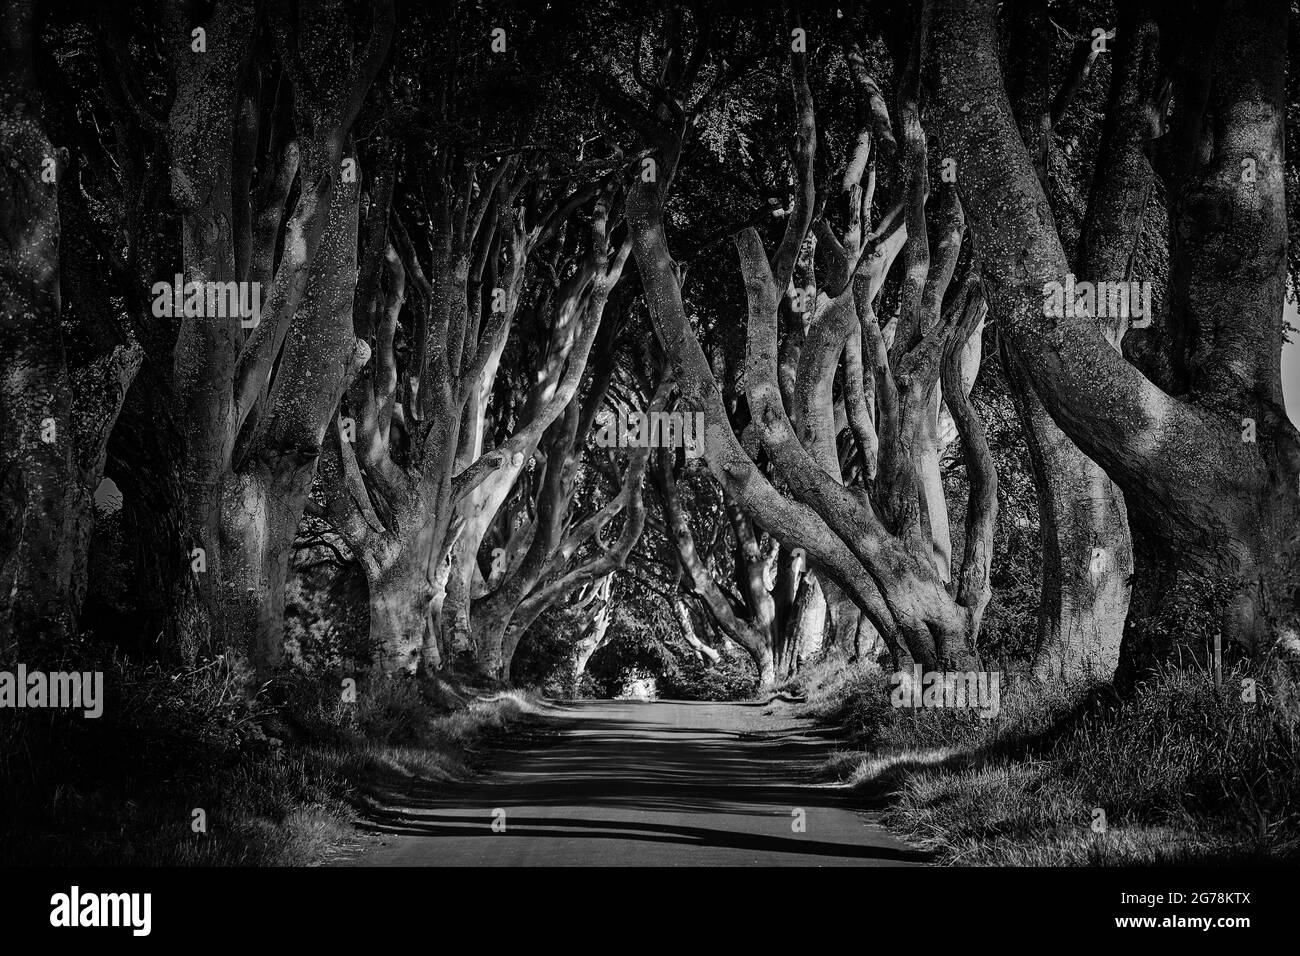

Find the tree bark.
xmin=165 ymin=0 xmax=390 ymax=683
xmin=0 ymin=1 xmax=79 ymax=650
xmin=1012 ymin=357 xmax=1132 ymax=681
xmin=571 ymin=576 xmax=614 ymax=685
xmin=364 ymin=529 xmax=435 ymax=677
xmin=929 ymin=0 xmax=1300 ymax=678
xmin=654 ymin=448 xmax=777 ymax=688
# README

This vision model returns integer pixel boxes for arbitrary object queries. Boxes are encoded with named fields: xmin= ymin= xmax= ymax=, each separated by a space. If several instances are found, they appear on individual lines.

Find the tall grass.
xmin=0 ymin=650 xmax=538 ymax=866
xmin=809 ymin=659 xmax=1300 ymax=865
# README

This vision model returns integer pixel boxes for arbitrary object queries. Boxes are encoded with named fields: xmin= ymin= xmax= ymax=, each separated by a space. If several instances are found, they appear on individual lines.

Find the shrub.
xmin=0 ymin=645 xmax=535 ymax=865
xmin=658 ymin=651 xmax=758 ymax=701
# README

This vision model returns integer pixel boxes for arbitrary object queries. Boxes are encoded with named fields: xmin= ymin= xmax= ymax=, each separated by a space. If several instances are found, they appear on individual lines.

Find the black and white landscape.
xmin=1 ymin=0 xmax=1298 ymax=900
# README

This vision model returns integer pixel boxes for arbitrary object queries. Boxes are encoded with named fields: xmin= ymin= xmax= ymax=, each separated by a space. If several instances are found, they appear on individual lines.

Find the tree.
xmin=998 ymin=0 xmax=1134 ymax=680
xmin=928 ymin=0 xmax=1300 ymax=679
xmin=621 ymin=6 xmax=998 ymax=675
xmin=1 ymin=0 xmax=143 ymax=651
xmin=163 ymin=0 xmax=392 ymax=682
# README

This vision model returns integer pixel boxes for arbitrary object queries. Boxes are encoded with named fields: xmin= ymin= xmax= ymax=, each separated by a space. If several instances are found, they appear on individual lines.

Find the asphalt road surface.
xmin=344 ymin=698 xmax=927 ymax=867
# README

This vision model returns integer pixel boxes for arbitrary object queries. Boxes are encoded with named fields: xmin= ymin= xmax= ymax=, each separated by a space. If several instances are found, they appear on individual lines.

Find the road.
xmin=343 ymin=699 xmax=927 ymax=867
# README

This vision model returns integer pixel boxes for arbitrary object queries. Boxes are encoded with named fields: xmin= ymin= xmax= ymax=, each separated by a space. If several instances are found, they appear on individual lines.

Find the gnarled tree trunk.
xmin=929 ymin=0 xmax=1300 ymax=680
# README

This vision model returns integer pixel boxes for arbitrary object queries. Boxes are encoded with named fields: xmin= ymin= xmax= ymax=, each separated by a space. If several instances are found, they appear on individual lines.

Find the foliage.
xmin=586 ymin=629 xmax=677 ymax=699
xmin=511 ymin=614 xmax=582 ymax=698
xmin=815 ymin=662 xmax=1300 ymax=864
xmin=658 ymin=650 xmax=759 ymax=701
xmin=284 ymin=563 xmax=373 ymax=676
xmin=0 ymin=643 xmax=535 ymax=865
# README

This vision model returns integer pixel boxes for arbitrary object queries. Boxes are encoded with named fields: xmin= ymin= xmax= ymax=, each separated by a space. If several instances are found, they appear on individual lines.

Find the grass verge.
xmin=794 ymin=657 xmax=1300 ymax=865
xmin=0 ymin=650 xmax=540 ymax=865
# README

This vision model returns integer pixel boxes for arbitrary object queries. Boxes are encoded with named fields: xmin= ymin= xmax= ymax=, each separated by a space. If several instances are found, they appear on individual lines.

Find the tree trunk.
xmin=674 ymin=595 xmax=720 ymax=664
xmin=570 ymin=577 xmax=614 ymax=687
xmin=654 ymin=450 xmax=779 ymax=689
xmin=998 ymin=2 xmax=1136 ymax=683
xmin=724 ymin=493 xmax=780 ymax=648
xmin=165 ymin=2 xmax=389 ymax=688
xmin=364 ymin=533 xmax=433 ymax=677
xmin=823 ymin=584 xmax=861 ymax=658
xmin=0 ymin=15 xmax=77 ymax=649
xmin=1010 ymin=359 xmax=1132 ymax=681
xmin=107 ymin=363 xmax=210 ymax=660
xmin=475 ymin=598 xmax=513 ymax=677
xmin=779 ymin=572 xmax=825 ymax=676
xmin=854 ymin=613 xmax=884 ymax=668
xmin=929 ymin=0 xmax=1300 ymax=679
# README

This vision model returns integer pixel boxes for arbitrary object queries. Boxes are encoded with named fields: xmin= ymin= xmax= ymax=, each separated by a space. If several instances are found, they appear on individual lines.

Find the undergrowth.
xmin=0 ymin=647 xmax=538 ymax=865
xmin=806 ymin=658 xmax=1300 ymax=865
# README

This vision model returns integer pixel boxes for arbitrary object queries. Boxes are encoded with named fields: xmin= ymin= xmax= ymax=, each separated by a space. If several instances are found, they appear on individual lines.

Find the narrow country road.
xmin=344 ymin=699 xmax=928 ymax=866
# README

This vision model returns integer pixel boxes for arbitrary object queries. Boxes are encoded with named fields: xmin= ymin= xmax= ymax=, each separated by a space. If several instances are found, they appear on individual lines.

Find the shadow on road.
xmin=347 ymin=699 xmax=930 ymax=866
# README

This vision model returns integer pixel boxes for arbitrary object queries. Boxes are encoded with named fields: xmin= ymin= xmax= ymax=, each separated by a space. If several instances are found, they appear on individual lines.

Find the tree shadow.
xmin=351 ymin=701 xmax=932 ymax=865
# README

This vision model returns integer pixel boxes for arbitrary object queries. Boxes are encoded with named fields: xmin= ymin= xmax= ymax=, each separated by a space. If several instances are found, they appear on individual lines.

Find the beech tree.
xmin=927 ymin=0 xmax=1300 ymax=678
xmin=1 ymin=0 xmax=83 ymax=647
xmin=8 ymin=0 xmax=1296 ymax=703
xmin=620 ymin=6 xmax=999 ymax=676
xmin=320 ymin=150 xmax=633 ymax=675
xmin=653 ymin=444 xmax=782 ymax=684
xmin=994 ymin=0 xmax=1134 ymax=680
xmin=1 ymin=0 xmax=146 ymax=650
xmin=469 ymin=312 xmax=643 ymax=677
xmin=490 ymin=374 xmax=666 ymax=676
xmin=162 ymin=0 xmax=392 ymax=681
